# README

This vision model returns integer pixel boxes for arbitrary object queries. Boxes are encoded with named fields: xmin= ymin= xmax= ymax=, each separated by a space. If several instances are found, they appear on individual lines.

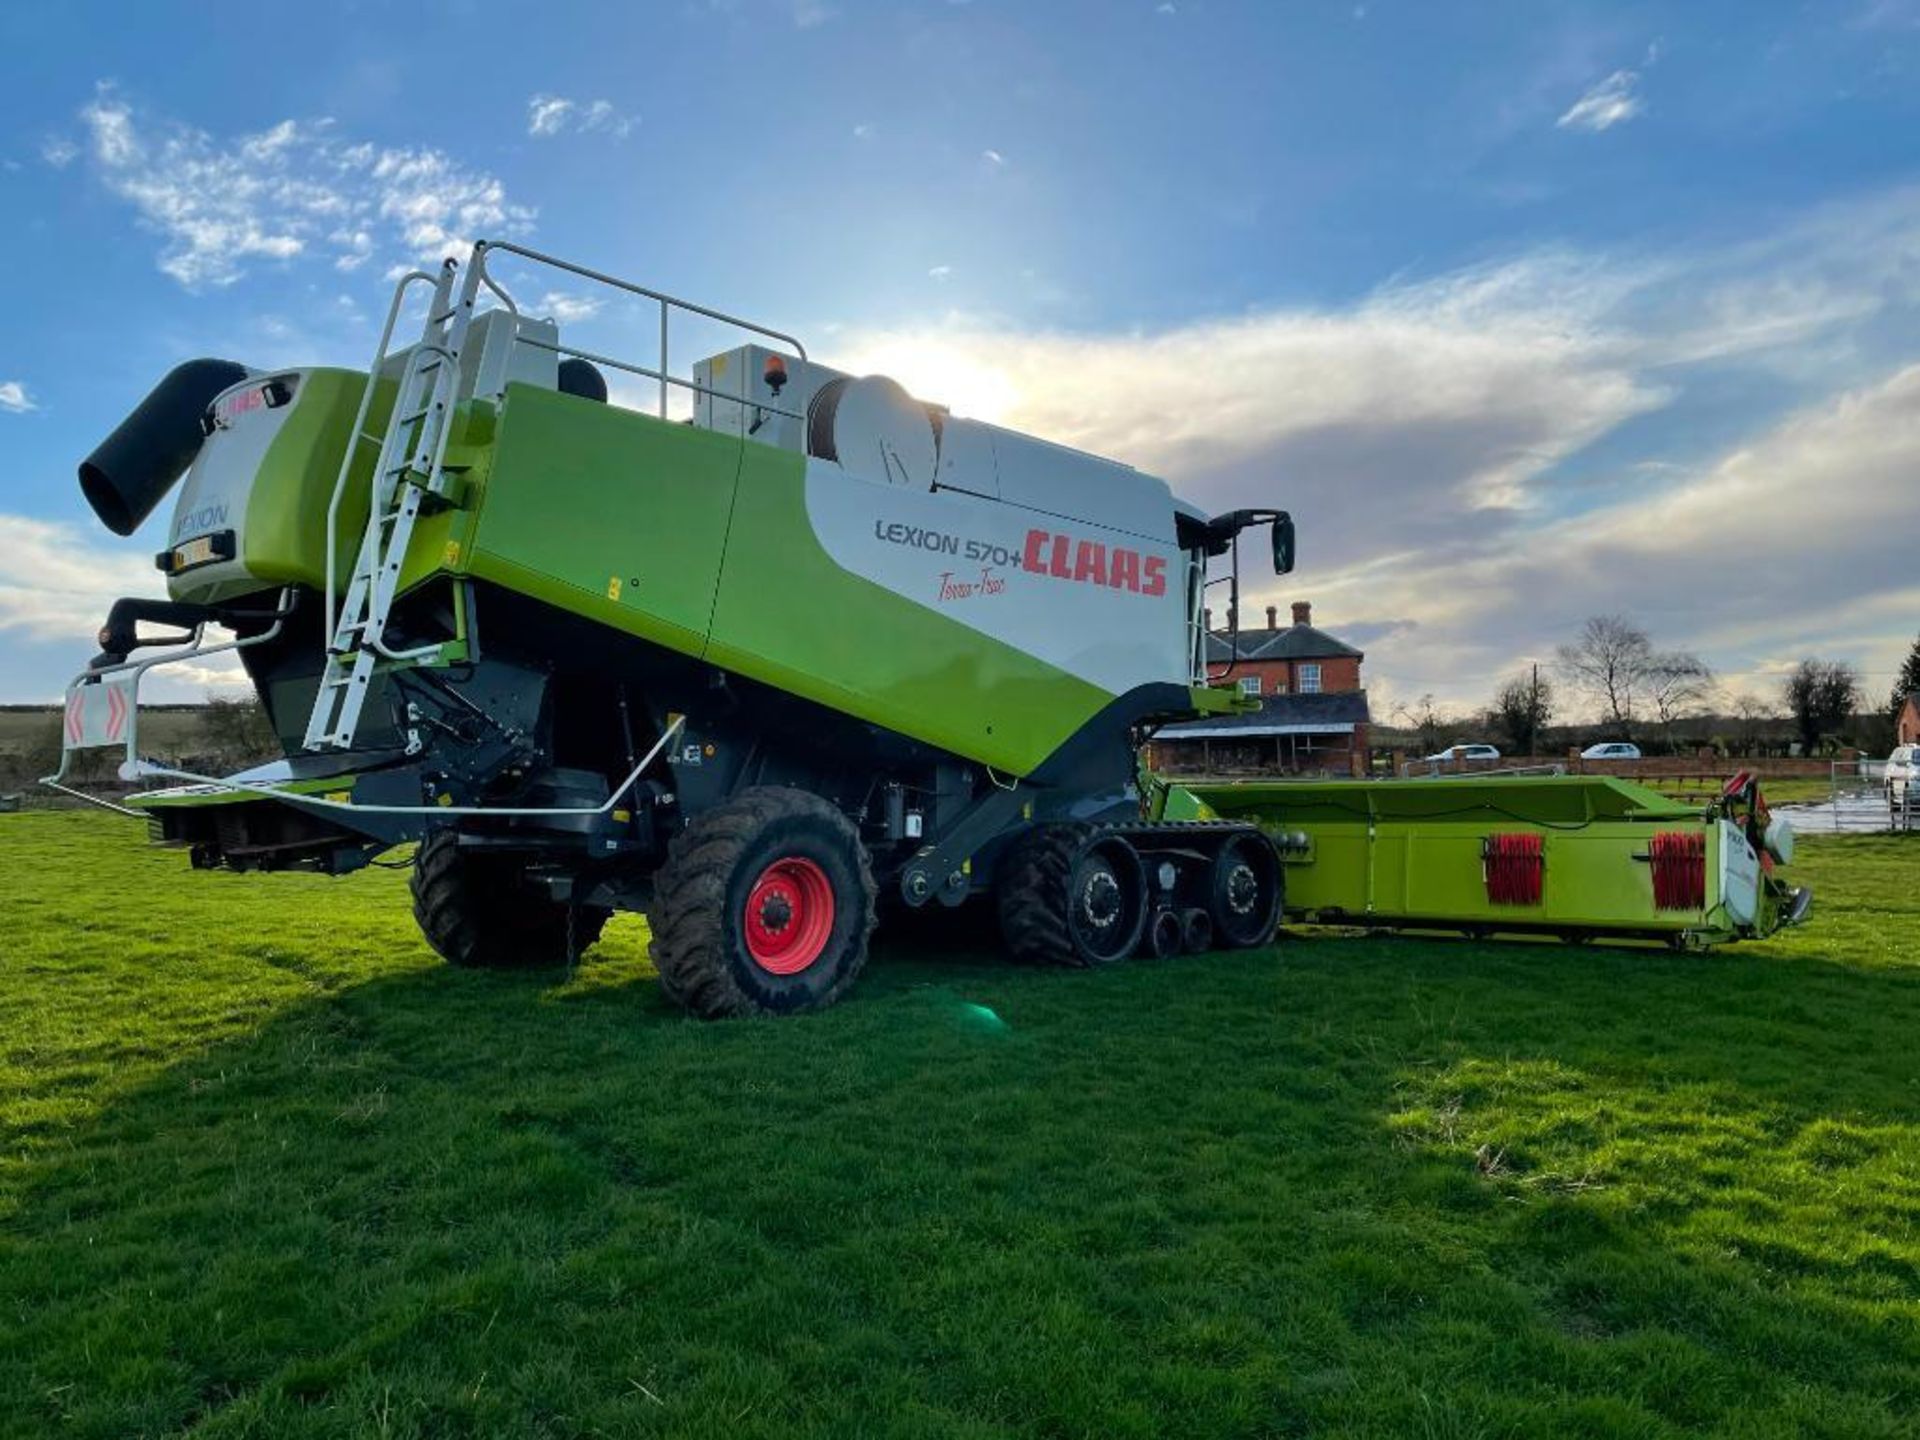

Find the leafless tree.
xmin=1556 ymin=615 xmax=1653 ymax=739
xmin=198 ymin=694 xmax=278 ymax=764
xmin=1392 ymin=693 xmax=1458 ymax=755
xmin=1491 ymin=670 xmax=1554 ymax=756
xmin=1645 ymin=652 xmax=1716 ymax=751
xmin=1729 ymin=691 xmax=1778 ymax=755
xmin=1781 ymin=659 xmax=1862 ymax=755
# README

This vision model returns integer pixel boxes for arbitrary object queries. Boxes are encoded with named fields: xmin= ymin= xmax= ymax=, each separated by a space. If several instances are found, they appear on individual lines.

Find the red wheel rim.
xmin=743 ymin=856 xmax=836 ymax=975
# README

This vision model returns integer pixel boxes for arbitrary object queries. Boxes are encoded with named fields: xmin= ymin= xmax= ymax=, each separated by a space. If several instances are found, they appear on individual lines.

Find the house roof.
xmin=1157 ymin=689 xmax=1372 ymax=740
xmin=1204 ymin=624 xmax=1363 ymax=664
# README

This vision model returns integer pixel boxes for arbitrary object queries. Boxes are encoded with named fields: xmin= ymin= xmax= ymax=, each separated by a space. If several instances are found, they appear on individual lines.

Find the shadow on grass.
xmin=4 ymin=906 xmax=1920 ymax=1436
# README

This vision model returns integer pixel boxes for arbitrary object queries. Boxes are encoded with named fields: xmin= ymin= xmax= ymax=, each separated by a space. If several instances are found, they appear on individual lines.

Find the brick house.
xmin=1205 ymin=601 xmax=1363 ymax=699
xmin=1899 ymin=692 xmax=1920 ymax=746
xmin=1151 ymin=601 xmax=1372 ymax=776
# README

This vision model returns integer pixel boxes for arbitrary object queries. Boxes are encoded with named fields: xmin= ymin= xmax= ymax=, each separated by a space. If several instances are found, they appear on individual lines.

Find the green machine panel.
xmin=704 ymin=443 xmax=1114 ymax=777
xmin=1153 ymin=774 xmax=1786 ymax=945
xmin=460 ymin=385 xmax=745 ymax=658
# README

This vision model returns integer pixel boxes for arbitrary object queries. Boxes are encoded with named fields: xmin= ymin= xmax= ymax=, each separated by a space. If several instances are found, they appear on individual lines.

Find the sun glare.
xmin=835 ymin=337 xmax=1020 ymax=425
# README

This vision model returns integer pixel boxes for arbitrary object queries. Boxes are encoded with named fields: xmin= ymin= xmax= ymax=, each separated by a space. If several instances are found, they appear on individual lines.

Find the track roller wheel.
xmin=410 ymin=829 xmax=608 ymax=969
xmin=996 ymin=824 xmax=1148 ymax=967
xmin=1145 ymin=908 xmax=1184 ymax=958
xmin=1180 ymin=907 xmax=1215 ymax=954
xmin=1208 ymin=832 xmax=1284 ymax=948
xmin=648 ymin=786 xmax=876 ymax=1018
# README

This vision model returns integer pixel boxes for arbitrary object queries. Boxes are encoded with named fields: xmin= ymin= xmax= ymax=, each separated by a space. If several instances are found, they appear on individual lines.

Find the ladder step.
xmin=307 ymin=274 xmax=467 ymax=753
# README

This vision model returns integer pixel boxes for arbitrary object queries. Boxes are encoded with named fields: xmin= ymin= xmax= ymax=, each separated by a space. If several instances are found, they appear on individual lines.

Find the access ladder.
xmin=302 ymin=259 xmax=477 ymax=751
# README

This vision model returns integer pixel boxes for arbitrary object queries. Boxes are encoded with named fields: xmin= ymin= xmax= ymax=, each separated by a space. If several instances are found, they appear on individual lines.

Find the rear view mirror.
xmin=1271 ymin=512 xmax=1295 ymax=575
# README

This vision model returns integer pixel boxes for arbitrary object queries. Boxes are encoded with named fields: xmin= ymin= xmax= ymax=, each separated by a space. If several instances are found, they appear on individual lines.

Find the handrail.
xmin=130 ymin=716 xmax=685 ymax=819
xmin=506 ymin=331 xmax=809 ymax=428
xmin=322 ymin=267 xmax=442 ymax=644
xmin=42 ymin=590 xmax=298 ymax=808
xmin=472 ymin=238 xmax=808 ymax=360
xmin=468 ymin=239 xmax=808 ymax=422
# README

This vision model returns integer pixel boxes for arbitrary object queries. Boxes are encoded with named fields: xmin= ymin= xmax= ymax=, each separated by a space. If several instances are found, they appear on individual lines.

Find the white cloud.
xmin=982 ymin=148 xmax=1005 ymax=166
xmin=846 ymin=252 xmax=1660 ymax=523
xmin=527 ymin=95 xmax=575 ymax=136
xmin=832 ymin=194 xmax=1920 ymax=710
xmin=40 ymin=135 xmax=77 ymax=167
xmin=1557 ymin=70 xmax=1643 ymax=132
xmin=0 ymin=517 xmax=259 ymax=700
xmin=853 ymin=123 xmax=874 ymax=139
xmin=526 ymin=93 xmax=635 ymax=139
xmin=0 ymin=515 xmax=159 ymax=643
xmin=0 ymin=381 xmax=35 ymax=414
xmin=537 ymin=290 xmax=603 ymax=323
xmin=1316 ymin=365 xmax=1920 ymax=711
xmin=927 ymin=265 xmax=953 ymax=281
xmin=582 ymin=100 xmax=628 ymax=134
xmin=71 ymin=86 xmax=533 ymax=289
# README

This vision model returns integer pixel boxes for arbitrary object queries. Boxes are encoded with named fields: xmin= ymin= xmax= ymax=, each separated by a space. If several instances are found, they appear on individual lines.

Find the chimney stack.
xmin=1265 ymin=604 xmax=1278 ymax=629
xmin=1292 ymin=601 xmax=1312 ymax=627
xmin=1203 ymin=607 xmax=1213 ymax=631
xmin=1227 ymin=603 xmax=1238 ymax=631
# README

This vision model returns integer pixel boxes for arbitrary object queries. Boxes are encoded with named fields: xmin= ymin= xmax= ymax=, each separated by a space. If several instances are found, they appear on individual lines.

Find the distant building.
xmin=1899 ymin=692 xmax=1919 ymax=746
xmin=1153 ymin=601 xmax=1371 ymax=775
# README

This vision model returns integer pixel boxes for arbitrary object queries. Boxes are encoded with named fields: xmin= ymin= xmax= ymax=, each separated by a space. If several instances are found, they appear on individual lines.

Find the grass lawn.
xmin=2 ymin=812 xmax=1917 ymax=1438
xmin=1613 ymin=777 xmax=1844 ymax=808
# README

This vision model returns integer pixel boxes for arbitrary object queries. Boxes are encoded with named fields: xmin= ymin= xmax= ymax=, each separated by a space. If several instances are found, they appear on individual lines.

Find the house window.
xmin=1238 ymin=676 xmax=1262 ymax=697
xmin=1298 ymin=664 xmax=1322 ymax=694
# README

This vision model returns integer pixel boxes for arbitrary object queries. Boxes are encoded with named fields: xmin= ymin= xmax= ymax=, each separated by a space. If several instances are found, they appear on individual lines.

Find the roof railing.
xmin=465 ymin=240 xmax=811 ymax=427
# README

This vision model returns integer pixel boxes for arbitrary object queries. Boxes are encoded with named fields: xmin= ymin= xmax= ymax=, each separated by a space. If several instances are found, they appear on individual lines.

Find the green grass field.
xmin=3 ymin=812 xmax=1916 ymax=1438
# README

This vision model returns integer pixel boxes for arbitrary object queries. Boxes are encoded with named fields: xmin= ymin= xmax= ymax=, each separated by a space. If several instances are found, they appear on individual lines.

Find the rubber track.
xmin=647 ymin=787 xmax=877 ymax=1019
xmin=410 ymin=829 xmax=608 ymax=969
xmin=995 ymin=822 xmax=1096 ymax=968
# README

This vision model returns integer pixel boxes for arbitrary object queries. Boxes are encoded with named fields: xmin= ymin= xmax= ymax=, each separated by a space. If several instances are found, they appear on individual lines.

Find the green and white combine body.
xmin=48 ymin=241 xmax=1806 ymax=1017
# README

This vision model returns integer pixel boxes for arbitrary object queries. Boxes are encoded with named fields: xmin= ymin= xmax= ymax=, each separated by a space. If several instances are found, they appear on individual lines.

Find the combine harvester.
xmin=46 ymin=243 xmax=1809 ymax=1015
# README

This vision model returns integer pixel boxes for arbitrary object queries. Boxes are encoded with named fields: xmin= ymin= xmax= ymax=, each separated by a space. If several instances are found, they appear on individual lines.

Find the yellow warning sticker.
xmin=443 ymin=539 xmax=461 ymax=566
xmin=607 ymin=576 xmax=622 ymax=600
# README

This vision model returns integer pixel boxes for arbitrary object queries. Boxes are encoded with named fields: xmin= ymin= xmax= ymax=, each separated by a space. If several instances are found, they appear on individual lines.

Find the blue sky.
xmin=3 ymin=0 xmax=1919 ymax=714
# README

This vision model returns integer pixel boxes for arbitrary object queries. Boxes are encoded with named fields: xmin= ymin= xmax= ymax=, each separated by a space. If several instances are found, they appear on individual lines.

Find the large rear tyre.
xmin=996 ymin=824 xmax=1149 ymax=967
xmin=410 ymin=829 xmax=608 ymax=969
xmin=648 ymin=786 xmax=877 ymax=1019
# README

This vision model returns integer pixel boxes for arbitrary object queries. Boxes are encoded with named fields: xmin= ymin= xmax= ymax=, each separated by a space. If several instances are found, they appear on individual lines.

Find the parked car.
xmin=1423 ymin=743 xmax=1502 ymax=764
xmin=1888 ymin=744 xmax=1918 ymax=804
xmin=1581 ymin=742 xmax=1642 ymax=760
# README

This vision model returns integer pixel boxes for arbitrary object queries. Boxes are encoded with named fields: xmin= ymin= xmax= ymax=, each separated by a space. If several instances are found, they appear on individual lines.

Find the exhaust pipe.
xmin=79 ymin=358 xmax=249 ymax=536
